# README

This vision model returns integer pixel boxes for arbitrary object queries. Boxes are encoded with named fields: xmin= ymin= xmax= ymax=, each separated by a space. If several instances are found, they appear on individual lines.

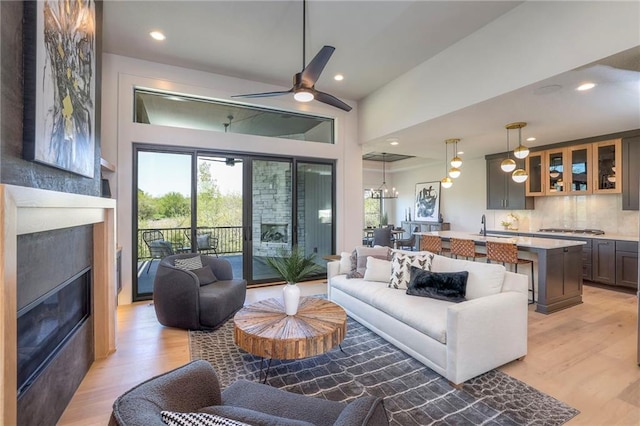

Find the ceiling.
xmin=102 ymin=1 xmax=640 ymax=163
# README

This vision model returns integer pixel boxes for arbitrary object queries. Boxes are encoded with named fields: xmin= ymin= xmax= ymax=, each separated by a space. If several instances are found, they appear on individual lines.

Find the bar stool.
xmin=419 ymin=235 xmax=451 ymax=256
xmin=450 ymin=238 xmax=486 ymax=262
xmin=486 ymin=241 xmax=535 ymax=305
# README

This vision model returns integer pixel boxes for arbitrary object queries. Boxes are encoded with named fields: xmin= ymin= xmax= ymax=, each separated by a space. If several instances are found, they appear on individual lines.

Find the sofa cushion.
xmin=431 ymin=254 xmax=505 ymax=300
xmin=406 ymin=267 xmax=468 ymax=303
xmin=192 ymin=267 xmax=218 ymax=286
xmin=331 ymin=277 xmax=452 ymax=344
xmin=161 ymin=410 xmax=250 ymax=426
xmin=346 ymin=246 xmax=391 ymax=278
xmin=200 ymin=405 xmax=314 ymax=426
xmin=389 ymin=250 xmax=434 ymax=289
xmin=175 ymin=255 xmax=203 ymax=270
xmin=363 ymin=257 xmax=391 ymax=283
xmin=339 ymin=252 xmax=352 ymax=274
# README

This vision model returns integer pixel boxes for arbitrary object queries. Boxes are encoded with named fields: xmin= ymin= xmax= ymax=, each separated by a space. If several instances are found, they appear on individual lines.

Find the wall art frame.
xmin=23 ymin=0 xmax=97 ymax=178
xmin=415 ymin=181 xmax=441 ymax=222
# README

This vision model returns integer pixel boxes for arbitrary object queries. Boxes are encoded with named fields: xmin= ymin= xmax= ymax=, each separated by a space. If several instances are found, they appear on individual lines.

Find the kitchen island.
xmin=415 ymin=231 xmax=587 ymax=314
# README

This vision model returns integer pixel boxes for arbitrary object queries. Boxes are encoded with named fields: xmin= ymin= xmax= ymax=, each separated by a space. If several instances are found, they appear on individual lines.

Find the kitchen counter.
xmin=485 ymin=229 xmax=639 ymax=242
xmin=415 ymin=231 xmax=585 ymax=314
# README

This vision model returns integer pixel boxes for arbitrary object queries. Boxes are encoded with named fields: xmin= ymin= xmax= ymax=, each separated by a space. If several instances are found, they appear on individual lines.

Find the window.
xmin=364 ymin=190 xmax=382 ymax=228
xmin=134 ymin=89 xmax=334 ymax=144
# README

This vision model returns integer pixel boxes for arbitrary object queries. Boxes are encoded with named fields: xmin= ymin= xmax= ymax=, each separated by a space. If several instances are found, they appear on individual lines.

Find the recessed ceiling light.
xmin=457 ymin=151 xmax=464 ymax=155
xmin=150 ymin=31 xmax=166 ymax=41
xmin=334 ymin=74 xmax=344 ymax=81
xmin=576 ymin=82 xmax=596 ymax=91
xmin=526 ymin=137 xmax=536 ymax=142
xmin=390 ymin=140 xmax=399 ymax=146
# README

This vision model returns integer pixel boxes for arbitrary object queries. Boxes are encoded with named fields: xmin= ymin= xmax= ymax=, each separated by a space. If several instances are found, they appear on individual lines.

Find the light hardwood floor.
xmin=58 ymin=283 xmax=640 ymax=425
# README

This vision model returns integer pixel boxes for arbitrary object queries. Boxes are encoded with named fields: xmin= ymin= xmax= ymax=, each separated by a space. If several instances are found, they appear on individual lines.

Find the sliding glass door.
xmin=134 ymin=146 xmax=334 ymax=300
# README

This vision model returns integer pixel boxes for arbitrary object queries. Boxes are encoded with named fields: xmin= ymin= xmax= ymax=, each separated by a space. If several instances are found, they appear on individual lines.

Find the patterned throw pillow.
xmin=389 ymin=251 xmax=434 ymax=289
xmin=174 ymin=255 xmax=203 ymax=271
xmin=161 ymin=411 xmax=251 ymax=426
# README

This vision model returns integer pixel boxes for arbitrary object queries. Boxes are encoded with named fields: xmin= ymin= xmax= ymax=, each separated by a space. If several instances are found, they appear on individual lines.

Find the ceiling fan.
xmin=232 ymin=0 xmax=352 ymax=112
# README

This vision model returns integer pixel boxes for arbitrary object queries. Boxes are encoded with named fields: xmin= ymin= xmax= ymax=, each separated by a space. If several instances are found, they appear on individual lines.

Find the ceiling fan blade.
xmin=300 ymin=45 xmax=335 ymax=87
xmin=314 ymin=90 xmax=352 ymax=112
xmin=232 ymin=89 xmax=292 ymax=99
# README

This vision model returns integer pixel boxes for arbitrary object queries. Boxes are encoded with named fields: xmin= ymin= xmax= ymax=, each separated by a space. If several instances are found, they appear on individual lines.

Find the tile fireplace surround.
xmin=0 ymin=185 xmax=117 ymax=425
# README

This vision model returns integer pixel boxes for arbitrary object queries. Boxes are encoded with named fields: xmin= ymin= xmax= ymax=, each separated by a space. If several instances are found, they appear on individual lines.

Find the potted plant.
xmin=265 ymin=245 xmax=321 ymax=315
xmin=500 ymin=220 xmax=512 ymax=230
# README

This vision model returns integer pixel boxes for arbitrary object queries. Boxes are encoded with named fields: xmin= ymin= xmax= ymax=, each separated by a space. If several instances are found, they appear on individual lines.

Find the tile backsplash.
xmin=500 ymin=195 xmax=639 ymax=236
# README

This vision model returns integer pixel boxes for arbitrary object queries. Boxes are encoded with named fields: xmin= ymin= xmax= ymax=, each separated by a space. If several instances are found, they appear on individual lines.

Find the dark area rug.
xmin=190 ymin=316 xmax=579 ymax=425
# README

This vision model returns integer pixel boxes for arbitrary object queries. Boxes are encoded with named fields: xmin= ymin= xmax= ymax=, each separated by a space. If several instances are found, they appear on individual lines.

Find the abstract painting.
xmin=23 ymin=0 xmax=97 ymax=178
xmin=415 ymin=181 xmax=441 ymax=221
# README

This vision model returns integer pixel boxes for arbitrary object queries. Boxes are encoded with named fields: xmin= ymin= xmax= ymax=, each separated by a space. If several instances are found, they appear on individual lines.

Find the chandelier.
xmin=369 ymin=153 xmax=398 ymax=199
xmin=447 ymin=138 xmax=462 ymax=179
xmin=505 ymin=122 xmax=529 ymax=183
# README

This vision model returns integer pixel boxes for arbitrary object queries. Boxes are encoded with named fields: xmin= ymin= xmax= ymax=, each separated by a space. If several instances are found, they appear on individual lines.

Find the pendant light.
xmin=441 ymin=141 xmax=453 ymax=189
xmin=506 ymin=122 xmax=528 ymax=182
xmin=510 ymin=122 xmax=530 ymax=159
xmin=500 ymin=124 xmax=516 ymax=173
xmin=369 ymin=153 xmax=398 ymax=199
xmin=447 ymin=138 xmax=462 ymax=179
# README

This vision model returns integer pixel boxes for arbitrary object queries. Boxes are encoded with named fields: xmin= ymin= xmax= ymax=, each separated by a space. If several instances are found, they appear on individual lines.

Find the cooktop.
xmin=538 ymin=228 xmax=605 ymax=235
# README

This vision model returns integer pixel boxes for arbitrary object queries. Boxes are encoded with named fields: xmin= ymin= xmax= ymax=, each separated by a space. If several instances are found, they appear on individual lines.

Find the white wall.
xmin=101 ymin=54 xmax=363 ymax=305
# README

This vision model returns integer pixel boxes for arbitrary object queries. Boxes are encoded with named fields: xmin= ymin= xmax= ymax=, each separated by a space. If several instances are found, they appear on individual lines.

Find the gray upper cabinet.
xmin=622 ymin=136 xmax=640 ymax=210
xmin=486 ymin=155 xmax=534 ymax=210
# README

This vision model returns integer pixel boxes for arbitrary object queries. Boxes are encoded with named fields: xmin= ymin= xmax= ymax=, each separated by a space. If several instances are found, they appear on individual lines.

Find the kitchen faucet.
xmin=480 ymin=214 xmax=486 ymax=236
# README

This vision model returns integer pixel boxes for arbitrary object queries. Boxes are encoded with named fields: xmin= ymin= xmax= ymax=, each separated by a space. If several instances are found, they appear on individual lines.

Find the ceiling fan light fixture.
xmin=294 ymin=89 xmax=314 ymax=102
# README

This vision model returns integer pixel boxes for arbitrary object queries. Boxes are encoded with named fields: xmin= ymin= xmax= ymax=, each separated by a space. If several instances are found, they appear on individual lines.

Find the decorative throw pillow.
xmin=174 ymin=255 xmax=203 ymax=271
xmin=406 ymin=267 xmax=468 ymax=303
xmin=346 ymin=248 xmax=360 ymax=278
xmin=197 ymin=234 xmax=211 ymax=249
xmin=161 ymin=411 xmax=251 ymax=426
xmin=389 ymin=251 xmax=434 ymax=289
xmin=339 ymin=251 xmax=352 ymax=275
xmin=192 ymin=266 xmax=218 ymax=286
xmin=363 ymin=257 xmax=392 ymax=283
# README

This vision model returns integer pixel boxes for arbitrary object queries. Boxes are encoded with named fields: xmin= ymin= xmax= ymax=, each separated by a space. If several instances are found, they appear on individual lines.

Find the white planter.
xmin=282 ymin=283 xmax=301 ymax=315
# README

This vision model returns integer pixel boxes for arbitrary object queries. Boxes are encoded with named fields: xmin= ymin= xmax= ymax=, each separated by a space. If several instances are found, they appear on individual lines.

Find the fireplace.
xmin=17 ymin=267 xmax=91 ymax=396
xmin=261 ymin=223 xmax=288 ymax=243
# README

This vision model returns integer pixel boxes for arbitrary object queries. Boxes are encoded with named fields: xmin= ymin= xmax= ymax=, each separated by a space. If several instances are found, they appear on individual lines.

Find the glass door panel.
xmin=251 ymin=159 xmax=293 ymax=281
xmin=197 ymin=156 xmax=244 ymax=279
xmin=135 ymin=151 xmax=192 ymax=301
xmin=547 ymin=148 xmax=566 ymax=195
xmin=296 ymin=162 xmax=334 ymax=276
xmin=593 ymin=139 xmax=621 ymax=194
xmin=525 ymin=152 xmax=544 ymax=196
xmin=567 ymin=144 xmax=591 ymax=194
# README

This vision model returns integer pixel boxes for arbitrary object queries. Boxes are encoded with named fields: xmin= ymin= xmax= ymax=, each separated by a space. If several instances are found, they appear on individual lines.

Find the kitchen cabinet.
xmin=525 ymin=152 xmax=545 ymax=196
xmin=592 ymin=139 xmax=621 ymax=194
xmin=592 ymin=239 xmax=616 ymax=285
xmin=622 ymin=136 xmax=640 ymax=210
xmin=567 ymin=144 xmax=592 ymax=194
xmin=615 ymin=241 xmax=638 ymax=289
xmin=485 ymin=156 xmax=534 ymax=210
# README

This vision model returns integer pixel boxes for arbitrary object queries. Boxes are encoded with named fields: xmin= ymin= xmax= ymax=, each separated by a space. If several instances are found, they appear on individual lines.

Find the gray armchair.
xmin=153 ymin=254 xmax=246 ymax=330
xmin=109 ymin=360 xmax=389 ymax=426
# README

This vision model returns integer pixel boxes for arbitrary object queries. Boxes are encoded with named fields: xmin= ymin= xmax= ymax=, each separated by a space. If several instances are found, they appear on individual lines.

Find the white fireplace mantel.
xmin=0 ymin=184 xmax=117 ymax=425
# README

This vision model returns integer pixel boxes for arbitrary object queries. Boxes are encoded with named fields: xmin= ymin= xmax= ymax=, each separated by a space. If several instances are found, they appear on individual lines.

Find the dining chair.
xmin=486 ymin=240 xmax=535 ymax=304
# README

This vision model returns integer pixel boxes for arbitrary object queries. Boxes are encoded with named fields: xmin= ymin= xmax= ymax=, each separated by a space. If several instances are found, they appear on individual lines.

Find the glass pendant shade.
xmin=450 ymin=156 xmax=462 ymax=168
xmin=513 ymin=145 xmax=530 ymax=159
xmin=512 ymin=168 xmax=529 ymax=183
xmin=501 ymin=158 xmax=516 ymax=172
xmin=448 ymin=167 xmax=461 ymax=178
xmin=441 ymin=177 xmax=453 ymax=188
xmin=442 ymin=140 xmax=453 ymax=188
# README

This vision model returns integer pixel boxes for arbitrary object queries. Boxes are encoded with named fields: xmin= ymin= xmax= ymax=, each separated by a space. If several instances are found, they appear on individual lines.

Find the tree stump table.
xmin=234 ymin=297 xmax=347 ymax=380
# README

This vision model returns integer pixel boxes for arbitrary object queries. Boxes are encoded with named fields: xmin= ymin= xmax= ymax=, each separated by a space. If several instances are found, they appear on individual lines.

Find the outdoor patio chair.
xmin=184 ymin=230 xmax=219 ymax=257
xmin=142 ymin=230 xmax=174 ymax=273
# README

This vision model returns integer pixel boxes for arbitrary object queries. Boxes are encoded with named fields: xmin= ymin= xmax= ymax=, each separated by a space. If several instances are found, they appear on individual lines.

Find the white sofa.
xmin=328 ymin=251 xmax=528 ymax=385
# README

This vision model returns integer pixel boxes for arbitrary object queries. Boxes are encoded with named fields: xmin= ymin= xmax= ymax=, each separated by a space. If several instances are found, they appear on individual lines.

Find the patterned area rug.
xmin=190 ymin=316 xmax=579 ymax=425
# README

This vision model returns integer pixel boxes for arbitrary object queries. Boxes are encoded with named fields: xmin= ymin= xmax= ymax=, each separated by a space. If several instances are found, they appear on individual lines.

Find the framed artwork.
xmin=415 ymin=182 xmax=441 ymax=222
xmin=23 ymin=0 xmax=97 ymax=178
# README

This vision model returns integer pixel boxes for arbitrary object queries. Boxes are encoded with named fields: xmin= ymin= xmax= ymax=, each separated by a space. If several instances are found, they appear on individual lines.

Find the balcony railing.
xmin=138 ymin=226 xmax=243 ymax=260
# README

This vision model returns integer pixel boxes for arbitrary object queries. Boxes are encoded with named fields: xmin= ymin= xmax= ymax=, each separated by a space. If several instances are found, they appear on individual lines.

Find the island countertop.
xmin=414 ymin=231 xmax=587 ymax=250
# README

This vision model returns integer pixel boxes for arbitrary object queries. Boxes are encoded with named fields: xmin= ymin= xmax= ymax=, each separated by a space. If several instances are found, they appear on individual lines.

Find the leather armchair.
xmin=153 ymin=254 xmax=246 ymax=330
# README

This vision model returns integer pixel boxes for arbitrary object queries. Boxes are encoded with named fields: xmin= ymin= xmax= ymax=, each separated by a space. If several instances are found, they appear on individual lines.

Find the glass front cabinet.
xmin=525 ymin=138 xmax=622 ymax=197
xmin=593 ymin=139 xmax=621 ymax=194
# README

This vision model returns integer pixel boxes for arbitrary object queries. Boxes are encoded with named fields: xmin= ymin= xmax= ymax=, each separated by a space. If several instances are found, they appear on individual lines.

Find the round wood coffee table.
xmin=234 ymin=297 xmax=347 ymax=380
